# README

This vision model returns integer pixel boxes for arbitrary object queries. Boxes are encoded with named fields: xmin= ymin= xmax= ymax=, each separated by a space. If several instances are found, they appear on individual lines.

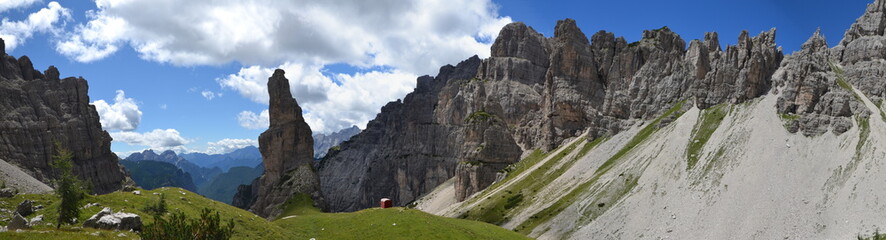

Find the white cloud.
xmin=1 ymin=1 xmax=71 ymax=51
xmin=55 ymin=0 xmax=510 ymax=74
xmin=201 ymin=90 xmax=220 ymax=100
xmin=54 ymin=13 xmax=125 ymax=62
xmin=203 ymin=138 xmax=258 ymax=155
xmin=0 ymin=0 xmax=38 ymax=13
xmin=109 ymin=129 xmax=191 ymax=151
xmin=57 ymin=0 xmax=510 ymax=134
xmin=237 ymin=110 xmax=269 ymax=130
xmin=221 ymin=63 xmax=416 ymax=133
xmin=159 ymin=104 xmax=167 ymax=110
xmin=92 ymin=90 xmax=142 ymax=131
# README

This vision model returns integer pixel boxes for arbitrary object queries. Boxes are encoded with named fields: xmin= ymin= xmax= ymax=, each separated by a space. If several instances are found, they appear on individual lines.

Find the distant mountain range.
xmin=125 ymin=150 xmax=223 ymax=187
xmin=120 ymin=160 xmax=197 ymax=192
xmin=181 ymin=146 xmax=263 ymax=171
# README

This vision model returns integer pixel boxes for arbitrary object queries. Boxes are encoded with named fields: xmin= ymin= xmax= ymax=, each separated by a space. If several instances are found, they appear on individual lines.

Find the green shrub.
xmin=465 ymin=111 xmax=495 ymax=124
xmin=140 ymin=208 xmax=235 ymax=240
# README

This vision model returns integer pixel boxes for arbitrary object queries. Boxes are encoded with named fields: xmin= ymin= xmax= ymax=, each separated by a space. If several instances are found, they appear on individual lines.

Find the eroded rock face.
xmin=246 ymin=69 xmax=325 ymax=218
xmin=454 ymin=113 xmax=521 ymax=201
xmin=319 ymin=57 xmax=482 ymax=212
xmin=319 ymin=19 xmax=787 ymax=212
xmin=0 ymin=38 xmax=127 ymax=194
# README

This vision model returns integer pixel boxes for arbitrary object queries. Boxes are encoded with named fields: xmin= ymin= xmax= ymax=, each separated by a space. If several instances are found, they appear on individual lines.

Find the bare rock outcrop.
xmin=0 ymin=37 xmax=127 ymax=194
xmin=245 ymin=69 xmax=325 ymax=218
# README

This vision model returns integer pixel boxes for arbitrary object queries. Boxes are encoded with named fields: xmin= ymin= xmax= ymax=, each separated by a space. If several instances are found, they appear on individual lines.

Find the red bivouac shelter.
xmin=380 ymin=198 xmax=392 ymax=208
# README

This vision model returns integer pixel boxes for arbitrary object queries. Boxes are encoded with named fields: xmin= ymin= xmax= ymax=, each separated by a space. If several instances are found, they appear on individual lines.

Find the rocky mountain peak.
xmin=802 ymin=28 xmax=829 ymax=52
xmin=554 ymin=18 xmax=589 ymax=45
xmin=840 ymin=0 xmax=886 ymax=45
xmin=640 ymin=26 xmax=686 ymax=52
xmin=703 ymin=32 xmax=721 ymax=52
xmin=44 ymin=66 xmax=59 ymax=81
xmin=268 ymin=69 xmax=303 ymax=128
xmin=491 ymin=22 xmax=549 ymax=67
xmin=0 ymin=38 xmax=5 ymax=56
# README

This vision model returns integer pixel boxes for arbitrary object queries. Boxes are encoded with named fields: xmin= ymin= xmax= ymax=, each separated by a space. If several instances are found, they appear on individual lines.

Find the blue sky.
xmin=0 ymin=0 xmax=874 ymax=156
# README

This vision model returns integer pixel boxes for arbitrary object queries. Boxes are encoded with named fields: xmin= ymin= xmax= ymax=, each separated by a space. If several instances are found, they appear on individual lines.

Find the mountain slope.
xmin=120 ymin=160 xmax=197 ymax=192
xmin=411 ymin=1 xmax=886 ymax=239
xmin=0 ymin=187 xmax=526 ymax=239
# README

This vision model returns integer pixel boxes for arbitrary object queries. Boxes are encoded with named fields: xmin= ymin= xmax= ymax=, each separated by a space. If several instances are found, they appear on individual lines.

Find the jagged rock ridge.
xmin=319 ymin=17 xmax=786 ymax=211
xmin=0 ymin=38 xmax=127 ymax=194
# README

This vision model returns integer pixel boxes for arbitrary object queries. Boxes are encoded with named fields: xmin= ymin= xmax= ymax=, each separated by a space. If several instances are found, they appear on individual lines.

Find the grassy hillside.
xmin=0 ymin=188 xmax=529 ymax=239
xmin=275 ymin=194 xmax=531 ymax=240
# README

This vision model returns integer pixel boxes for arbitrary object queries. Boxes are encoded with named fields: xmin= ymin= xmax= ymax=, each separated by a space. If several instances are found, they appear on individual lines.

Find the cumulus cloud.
xmin=92 ymin=90 xmax=142 ymax=131
xmin=57 ymin=0 xmax=510 ymax=134
xmin=55 ymin=0 xmax=510 ymax=74
xmin=109 ymin=128 xmax=191 ymax=151
xmin=220 ymin=63 xmax=416 ymax=133
xmin=203 ymin=138 xmax=258 ymax=154
xmin=0 ymin=1 xmax=71 ymax=51
xmin=0 ymin=0 xmax=38 ymax=13
xmin=237 ymin=110 xmax=269 ymax=130
xmin=55 ymin=13 xmax=125 ymax=62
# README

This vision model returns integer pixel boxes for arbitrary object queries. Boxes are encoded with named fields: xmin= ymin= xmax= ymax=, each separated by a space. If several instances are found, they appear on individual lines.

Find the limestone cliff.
xmin=0 ymin=38 xmax=127 ymax=194
xmin=244 ymin=69 xmax=325 ymax=218
xmin=318 ymin=17 xmax=785 ymax=212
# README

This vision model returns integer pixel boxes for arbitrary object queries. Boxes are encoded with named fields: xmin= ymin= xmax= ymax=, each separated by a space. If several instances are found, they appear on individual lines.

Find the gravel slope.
xmin=0 ymin=158 xmax=52 ymax=194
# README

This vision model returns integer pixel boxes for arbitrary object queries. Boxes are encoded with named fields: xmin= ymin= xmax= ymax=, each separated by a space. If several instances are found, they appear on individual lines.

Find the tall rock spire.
xmin=246 ymin=69 xmax=326 ymax=218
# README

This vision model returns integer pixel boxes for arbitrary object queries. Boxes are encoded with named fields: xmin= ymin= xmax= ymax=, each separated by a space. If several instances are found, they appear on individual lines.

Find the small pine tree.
xmin=142 ymin=194 xmax=168 ymax=217
xmin=140 ymin=208 xmax=235 ymax=240
xmin=50 ymin=141 xmax=87 ymax=229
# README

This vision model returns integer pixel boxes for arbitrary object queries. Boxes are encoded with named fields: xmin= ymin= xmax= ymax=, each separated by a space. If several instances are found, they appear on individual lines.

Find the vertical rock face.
xmin=246 ymin=69 xmax=325 ymax=218
xmin=0 ymin=38 xmax=127 ymax=194
xmin=319 ymin=19 xmax=785 ymax=212
xmin=319 ymin=57 xmax=481 ymax=212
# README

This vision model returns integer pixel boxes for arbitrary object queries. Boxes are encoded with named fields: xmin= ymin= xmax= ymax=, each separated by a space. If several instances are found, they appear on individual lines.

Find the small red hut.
xmin=380 ymin=198 xmax=392 ymax=208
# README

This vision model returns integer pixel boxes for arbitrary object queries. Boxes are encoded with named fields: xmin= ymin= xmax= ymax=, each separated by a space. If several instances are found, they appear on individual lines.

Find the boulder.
xmin=28 ymin=215 xmax=42 ymax=225
xmin=14 ymin=200 xmax=32 ymax=217
xmin=0 ymin=188 xmax=15 ymax=198
xmin=83 ymin=207 xmax=142 ymax=231
xmin=7 ymin=213 xmax=29 ymax=230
